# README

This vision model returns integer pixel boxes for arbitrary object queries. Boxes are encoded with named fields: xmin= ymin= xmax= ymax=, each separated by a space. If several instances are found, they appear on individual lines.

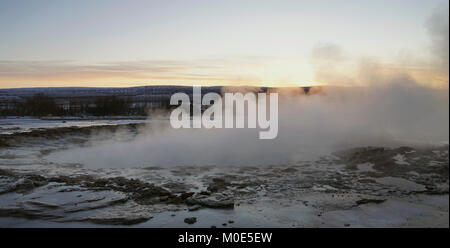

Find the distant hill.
xmin=0 ymin=85 xmax=315 ymax=116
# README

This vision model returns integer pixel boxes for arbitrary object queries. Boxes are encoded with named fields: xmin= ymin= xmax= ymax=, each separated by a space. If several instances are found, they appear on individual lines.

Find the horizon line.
xmin=0 ymin=84 xmax=324 ymax=90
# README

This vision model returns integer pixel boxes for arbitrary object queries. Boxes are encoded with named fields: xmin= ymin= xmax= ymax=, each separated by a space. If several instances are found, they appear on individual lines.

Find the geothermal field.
xmin=0 ymin=85 xmax=448 ymax=228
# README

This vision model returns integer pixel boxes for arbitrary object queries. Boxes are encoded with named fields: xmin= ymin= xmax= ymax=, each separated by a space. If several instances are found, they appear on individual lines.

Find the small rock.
xmin=184 ymin=217 xmax=197 ymax=224
xmin=180 ymin=192 xmax=194 ymax=200
xmin=282 ymin=167 xmax=298 ymax=173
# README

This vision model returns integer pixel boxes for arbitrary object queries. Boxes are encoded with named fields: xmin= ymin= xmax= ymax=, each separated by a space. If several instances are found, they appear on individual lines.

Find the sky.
xmin=0 ymin=0 xmax=448 ymax=88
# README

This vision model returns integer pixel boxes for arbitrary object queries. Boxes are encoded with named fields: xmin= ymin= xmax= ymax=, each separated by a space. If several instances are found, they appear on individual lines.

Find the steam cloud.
xmin=426 ymin=3 xmax=449 ymax=74
xmin=48 ymin=6 xmax=449 ymax=168
xmin=49 ymin=81 xmax=448 ymax=168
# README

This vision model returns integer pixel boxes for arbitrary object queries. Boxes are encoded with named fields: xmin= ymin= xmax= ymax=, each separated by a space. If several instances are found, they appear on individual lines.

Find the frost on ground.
xmin=0 ymin=122 xmax=448 ymax=227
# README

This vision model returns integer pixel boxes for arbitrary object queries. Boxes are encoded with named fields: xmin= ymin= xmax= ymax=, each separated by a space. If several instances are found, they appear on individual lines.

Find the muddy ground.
xmin=0 ymin=123 xmax=448 ymax=227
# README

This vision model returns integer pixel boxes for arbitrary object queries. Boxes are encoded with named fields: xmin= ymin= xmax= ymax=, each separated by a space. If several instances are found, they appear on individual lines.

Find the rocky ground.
xmin=0 ymin=123 xmax=448 ymax=227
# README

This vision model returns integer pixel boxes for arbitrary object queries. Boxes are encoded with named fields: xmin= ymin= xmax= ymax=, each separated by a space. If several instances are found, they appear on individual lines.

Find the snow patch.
xmin=393 ymin=154 xmax=410 ymax=165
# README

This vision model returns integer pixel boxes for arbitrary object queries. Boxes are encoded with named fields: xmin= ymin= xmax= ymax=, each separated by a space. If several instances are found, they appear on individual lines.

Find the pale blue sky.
xmin=0 ymin=0 xmax=447 ymax=87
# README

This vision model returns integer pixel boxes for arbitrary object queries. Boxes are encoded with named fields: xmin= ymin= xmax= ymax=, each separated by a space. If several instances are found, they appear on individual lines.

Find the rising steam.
xmin=48 ymin=6 xmax=449 ymax=168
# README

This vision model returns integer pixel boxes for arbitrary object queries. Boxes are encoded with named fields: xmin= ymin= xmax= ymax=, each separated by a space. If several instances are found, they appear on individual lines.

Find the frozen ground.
xmin=0 ymin=120 xmax=448 ymax=227
xmin=0 ymin=116 xmax=150 ymax=135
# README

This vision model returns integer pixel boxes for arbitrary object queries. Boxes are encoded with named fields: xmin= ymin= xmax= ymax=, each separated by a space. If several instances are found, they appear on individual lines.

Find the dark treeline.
xmin=0 ymin=93 xmax=171 ymax=117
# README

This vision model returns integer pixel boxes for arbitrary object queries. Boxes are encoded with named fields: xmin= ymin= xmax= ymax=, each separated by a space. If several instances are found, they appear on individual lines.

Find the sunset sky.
xmin=0 ymin=0 xmax=448 ymax=88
